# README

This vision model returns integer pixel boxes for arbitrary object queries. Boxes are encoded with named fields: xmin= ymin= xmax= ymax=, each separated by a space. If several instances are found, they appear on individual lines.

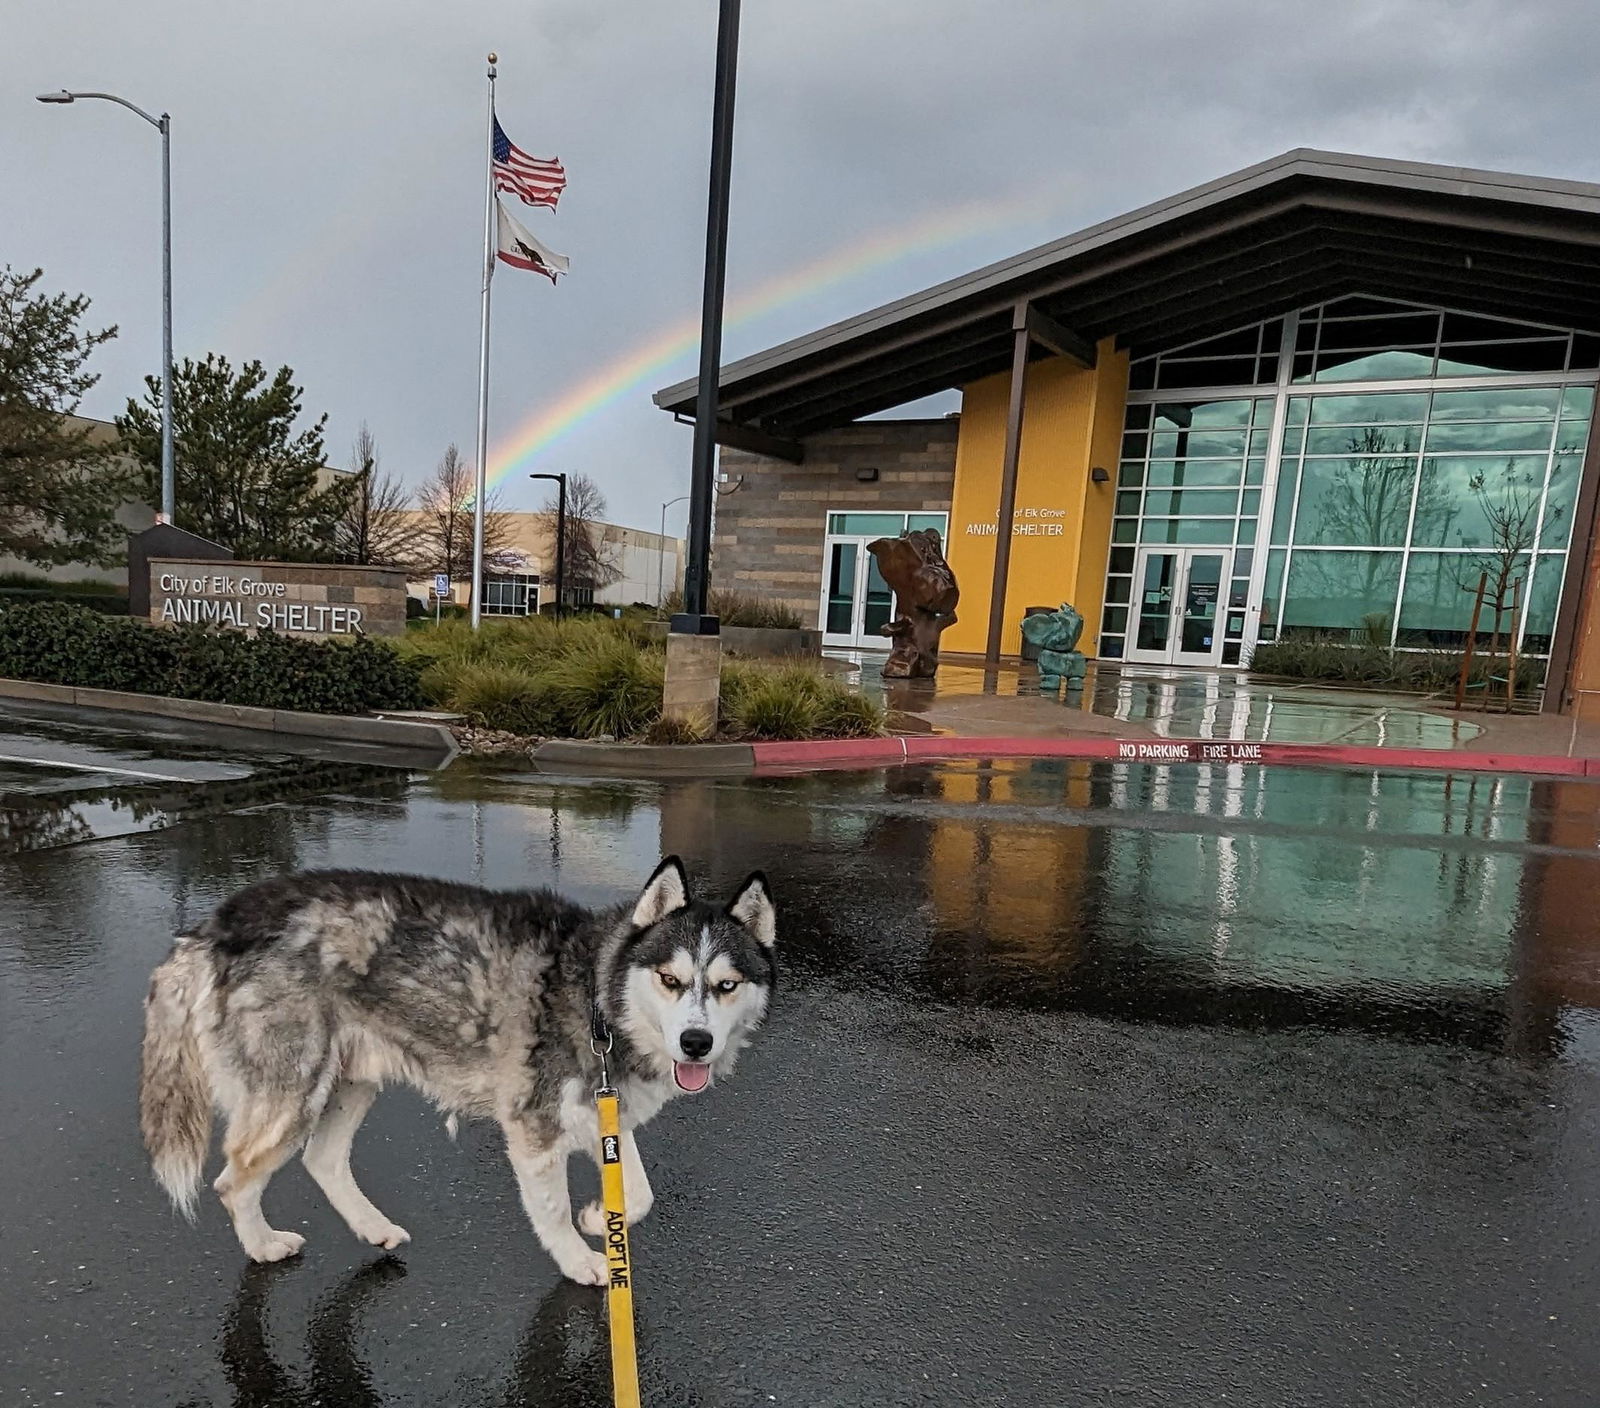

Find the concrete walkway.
xmin=840 ymin=656 xmax=1600 ymax=760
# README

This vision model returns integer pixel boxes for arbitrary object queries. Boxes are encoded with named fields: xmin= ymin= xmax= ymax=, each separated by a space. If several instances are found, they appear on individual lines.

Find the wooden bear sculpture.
xmin=866 ymin=528 xmax=959 ymax=679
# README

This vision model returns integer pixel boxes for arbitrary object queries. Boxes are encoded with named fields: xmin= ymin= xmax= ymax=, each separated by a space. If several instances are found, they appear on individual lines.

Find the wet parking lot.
xmin=4 ymin=705 xmax=1600 ymax=1405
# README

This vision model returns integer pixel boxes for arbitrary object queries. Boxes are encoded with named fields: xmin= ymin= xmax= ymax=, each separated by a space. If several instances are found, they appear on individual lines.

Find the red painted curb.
xmin=748 ymin=735 xmax=1596 ymax=779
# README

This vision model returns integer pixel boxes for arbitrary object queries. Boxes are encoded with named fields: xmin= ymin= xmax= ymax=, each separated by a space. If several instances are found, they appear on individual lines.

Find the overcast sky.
xmin=9 ymin=1 xmax=1600 ymax=530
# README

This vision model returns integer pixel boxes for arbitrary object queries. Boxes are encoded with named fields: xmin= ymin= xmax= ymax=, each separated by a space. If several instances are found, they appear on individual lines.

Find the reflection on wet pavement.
xmin=9 ymin=753 xmax=1600 ymax=1406
xmin=1076 ymin=667 xmax=1482 ymax=745
xmin=340 ymin=757 xmax=1600 ymax=1055
xmin=0 ymin=760 xmax=409 ymax=854
xmin=842 ymin=651 xmax=1485 ymax=746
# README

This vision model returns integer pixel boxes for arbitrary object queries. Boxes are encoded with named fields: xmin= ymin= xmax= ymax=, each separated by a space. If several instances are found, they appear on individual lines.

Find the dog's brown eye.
xmin=658 ymin=972 xmax=682 ymax=991
xmin=715 ymin=979 xmax=740 ymax=995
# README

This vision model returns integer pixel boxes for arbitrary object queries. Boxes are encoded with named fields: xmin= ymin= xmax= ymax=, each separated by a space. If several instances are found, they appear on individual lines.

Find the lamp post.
xmin=37 ymin=89 xmax=174 ymax=524
xmin=674 ymin=0 xmax=741 ymax=638
xmin=529 ymin=472 xmax=567 ymax=618
xmin=658 ymin=494 xmax=689 ymax=607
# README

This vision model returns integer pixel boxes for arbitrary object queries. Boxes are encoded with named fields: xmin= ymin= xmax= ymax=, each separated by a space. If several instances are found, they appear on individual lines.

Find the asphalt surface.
xmin=4 ymin=709 xmax=1600 ymax=1406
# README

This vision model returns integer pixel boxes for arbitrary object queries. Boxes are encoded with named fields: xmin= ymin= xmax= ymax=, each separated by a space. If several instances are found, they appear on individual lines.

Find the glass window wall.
xmin=1116 ymin=300 xmax=1597 ymax=661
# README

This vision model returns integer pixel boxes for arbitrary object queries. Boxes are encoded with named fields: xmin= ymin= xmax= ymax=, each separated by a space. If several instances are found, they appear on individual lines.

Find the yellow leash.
xmin=592 ymin=1008 xmax=642 ymax=1408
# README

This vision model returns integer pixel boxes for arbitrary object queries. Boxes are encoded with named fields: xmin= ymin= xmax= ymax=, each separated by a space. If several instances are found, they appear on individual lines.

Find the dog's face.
xmin=612 ymin=857 xmax=776 ymax=1094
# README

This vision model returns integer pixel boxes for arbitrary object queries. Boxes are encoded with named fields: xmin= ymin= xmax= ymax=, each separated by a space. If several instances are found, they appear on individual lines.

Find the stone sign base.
xmin=149 ymin=559 xmax=408 ymax=638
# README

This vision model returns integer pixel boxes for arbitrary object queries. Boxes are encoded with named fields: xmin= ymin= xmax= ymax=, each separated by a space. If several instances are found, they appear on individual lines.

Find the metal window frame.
xmin=815 ymin=508 xmax=950 ymax=646
xmin=1117 ymin=303 xmax=1600 ymax=667
xmin=481 ymin=571 xmax=542 ymax=617
xmin=1123 ymin=542 xmax=1237 ymax=667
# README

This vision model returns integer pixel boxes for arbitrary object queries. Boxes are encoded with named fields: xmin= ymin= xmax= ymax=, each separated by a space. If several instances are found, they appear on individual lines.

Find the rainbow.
xmin=482 ymin=185 xmax=1065 ymax=497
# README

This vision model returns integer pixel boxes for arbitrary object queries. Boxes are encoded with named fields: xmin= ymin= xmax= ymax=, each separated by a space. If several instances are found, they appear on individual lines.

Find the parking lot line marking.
xmin=0 ymin=752 xmax=194 ymax=784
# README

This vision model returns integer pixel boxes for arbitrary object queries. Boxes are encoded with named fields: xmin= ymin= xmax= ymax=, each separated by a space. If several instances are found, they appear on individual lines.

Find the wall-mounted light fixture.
xmin=1090 ymin=466 xmax=1111 ymax=483
xmin=855 ymin=466 xmax=879 ymax=483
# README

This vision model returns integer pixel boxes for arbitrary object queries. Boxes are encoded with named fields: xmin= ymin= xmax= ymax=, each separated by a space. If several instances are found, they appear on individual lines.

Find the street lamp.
xmin=37 ymin=88 xmax=175 ymax=524
xmin=529 ymin=472 xmax=567 ymax=619
xmin=674 ymin=0 xmax=741 ymax=638
xmin=658 ymin=494 xmax=689 ymax=607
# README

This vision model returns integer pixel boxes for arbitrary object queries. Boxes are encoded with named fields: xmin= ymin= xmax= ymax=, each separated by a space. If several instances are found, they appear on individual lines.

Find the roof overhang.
xmin=655 ymin=149 xmax=1600 ymax=446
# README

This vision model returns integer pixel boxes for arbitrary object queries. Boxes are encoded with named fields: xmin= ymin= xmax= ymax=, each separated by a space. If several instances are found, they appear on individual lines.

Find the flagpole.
xmin=471 ymin=52 xmax=498 ymax=630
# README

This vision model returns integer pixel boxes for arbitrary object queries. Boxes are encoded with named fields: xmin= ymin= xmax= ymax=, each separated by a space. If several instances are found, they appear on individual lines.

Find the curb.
xmin=531 ymin=739 xmax=756 ymax=775
xmin=0 ymin=677 xmax=459 ymax=765
xmin=500 ymin=733 xmax=1600 ymax=781
xmin=749 ymin=735 xmax=1598 ymax=778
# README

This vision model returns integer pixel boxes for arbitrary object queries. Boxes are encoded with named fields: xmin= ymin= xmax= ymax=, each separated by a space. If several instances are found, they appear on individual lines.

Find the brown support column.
xmin=984 ymin=304 xmax=1032 ymax=665
xmin=1543 ymin=413 xmax=1600 ymax=713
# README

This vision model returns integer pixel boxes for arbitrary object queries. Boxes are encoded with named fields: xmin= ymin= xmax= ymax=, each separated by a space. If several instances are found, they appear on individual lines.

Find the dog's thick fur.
xmin=140 ymin=857 xmax=775 ymax=1283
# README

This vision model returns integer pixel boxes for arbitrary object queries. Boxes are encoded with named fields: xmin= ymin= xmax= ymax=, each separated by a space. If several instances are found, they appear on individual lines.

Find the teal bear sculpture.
xmin=1019 ymin=604 xmax=1088 ymax=692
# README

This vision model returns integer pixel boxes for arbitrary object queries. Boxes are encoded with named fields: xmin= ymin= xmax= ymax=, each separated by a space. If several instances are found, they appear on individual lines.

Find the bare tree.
xmin=539 ymin=472 xmax=621 ymax=605
xmin=1453 ymin=456 xmax=1563 ymax=667
xmin=413 ymin=444 xmax=521 ymax=582
xmin=335 ymin=423 xmax=424 ymax=567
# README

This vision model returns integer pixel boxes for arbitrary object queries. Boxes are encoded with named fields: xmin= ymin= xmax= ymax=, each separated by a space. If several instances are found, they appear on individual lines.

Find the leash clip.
xmin=590 ymin=1002 xmax=614 ymax=1092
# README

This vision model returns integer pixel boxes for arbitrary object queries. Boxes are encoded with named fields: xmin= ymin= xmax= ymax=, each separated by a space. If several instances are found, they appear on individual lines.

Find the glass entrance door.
xmin=821 ymin=536 xmax=894 ymax=649
xmin=1126 ymin=547 xmax=1231 ymax=666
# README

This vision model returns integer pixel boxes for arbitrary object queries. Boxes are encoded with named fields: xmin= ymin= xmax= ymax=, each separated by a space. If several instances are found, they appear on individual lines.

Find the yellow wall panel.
xmin=942 ymin=339 xmax=1130 ymax=657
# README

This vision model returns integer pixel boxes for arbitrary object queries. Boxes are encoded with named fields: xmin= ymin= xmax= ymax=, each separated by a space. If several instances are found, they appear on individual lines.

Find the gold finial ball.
xmin=487 ymin=52 xmax=498 ymax=64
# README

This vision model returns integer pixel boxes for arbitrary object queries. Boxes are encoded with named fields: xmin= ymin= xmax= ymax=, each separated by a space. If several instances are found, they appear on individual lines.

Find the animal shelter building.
xmin=655 ymin=149 xmax=1600 ymax=715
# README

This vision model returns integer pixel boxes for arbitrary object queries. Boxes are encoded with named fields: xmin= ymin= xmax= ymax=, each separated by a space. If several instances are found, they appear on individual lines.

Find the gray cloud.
xmin=7 ymin=0 xmax=1600 ymax=533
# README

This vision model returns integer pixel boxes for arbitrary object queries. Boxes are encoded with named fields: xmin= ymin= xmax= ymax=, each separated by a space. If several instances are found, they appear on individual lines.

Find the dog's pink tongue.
xmin=673 ymin=1061 xmax=711 ymax=1093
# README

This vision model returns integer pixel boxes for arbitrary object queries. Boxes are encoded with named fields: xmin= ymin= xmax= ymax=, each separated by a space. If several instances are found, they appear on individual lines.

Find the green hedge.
xmin=0 ymin=586 xmax=129 ymax=615
xmin=0 ymin=601 xmax=425 ymax=715
xmin=1249 ymin=634 xmax=1545 ymax=697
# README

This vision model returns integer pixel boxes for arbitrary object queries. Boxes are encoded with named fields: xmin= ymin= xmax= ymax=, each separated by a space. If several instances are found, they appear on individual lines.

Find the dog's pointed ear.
xmin=726 ymin=871 xmax=776 ymax=950
xmin=631 ymin=856 xmax=689 ymax=930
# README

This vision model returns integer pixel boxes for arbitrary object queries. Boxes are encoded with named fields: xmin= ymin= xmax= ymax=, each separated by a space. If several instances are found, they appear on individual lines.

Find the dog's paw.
xmin=557 ymin=1247 xmax=609 ymax=1287
xmin=248 ymin=1230 xmax=306 ymax=1263
xmin=354 ymin=1219 xmax=410 ymax=1250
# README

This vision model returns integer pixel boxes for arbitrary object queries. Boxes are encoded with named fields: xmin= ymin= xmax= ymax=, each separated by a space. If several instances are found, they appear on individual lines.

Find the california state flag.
xmin=495 ymin=198 xmax=569 ymax=283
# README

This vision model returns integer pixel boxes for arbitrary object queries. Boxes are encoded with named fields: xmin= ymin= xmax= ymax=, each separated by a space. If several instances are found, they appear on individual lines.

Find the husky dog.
xmin=139 ymin=857 xmax=776 ymax=1284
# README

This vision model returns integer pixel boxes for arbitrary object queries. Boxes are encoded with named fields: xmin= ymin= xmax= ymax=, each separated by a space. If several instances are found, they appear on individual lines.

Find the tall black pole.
xmin=675 ymin=0 xmax=741 ymax=634
xmin=555 ymin=472 xmax=567 ymax=619
xmin=530 ymin=471 xmax=569 ymax=618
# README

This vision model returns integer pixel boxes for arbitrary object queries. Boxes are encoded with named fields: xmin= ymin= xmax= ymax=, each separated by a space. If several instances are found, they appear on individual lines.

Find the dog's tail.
xmin=140 ymin=942 xmax=213 ymax=1219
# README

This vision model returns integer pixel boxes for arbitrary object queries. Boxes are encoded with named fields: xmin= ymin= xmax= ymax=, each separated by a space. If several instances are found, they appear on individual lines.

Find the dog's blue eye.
xmin=715 ymin=979 xmax=740 ymax=995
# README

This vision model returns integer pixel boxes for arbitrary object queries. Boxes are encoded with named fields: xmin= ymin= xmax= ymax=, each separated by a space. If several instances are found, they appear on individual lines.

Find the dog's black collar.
xmin=590 ymin=1002 xmax=613 ymax=1050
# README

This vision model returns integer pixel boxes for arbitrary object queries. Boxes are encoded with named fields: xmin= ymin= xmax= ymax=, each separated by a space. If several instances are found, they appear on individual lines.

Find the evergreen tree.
xmin=117 ymin=354 xmax=353 ymax=560
xmin=0 ymin=266 xmax=133 ymax=567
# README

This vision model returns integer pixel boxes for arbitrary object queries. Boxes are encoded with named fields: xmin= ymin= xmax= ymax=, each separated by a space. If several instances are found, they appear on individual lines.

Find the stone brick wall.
xmin=149 ymin=559 xmax=408 ymax=637
xmin=714 ymin=419 xmax=958 ymax=619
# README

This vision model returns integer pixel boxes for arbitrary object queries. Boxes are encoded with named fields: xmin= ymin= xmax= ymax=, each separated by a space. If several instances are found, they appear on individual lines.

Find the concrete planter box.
xmin=643 ymin=622 xmax=821 ymax=657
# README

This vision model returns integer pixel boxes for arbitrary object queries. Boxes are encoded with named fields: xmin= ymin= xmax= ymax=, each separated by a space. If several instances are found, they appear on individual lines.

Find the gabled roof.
xmin=655 ymin=149 xmax=1600 ymax=445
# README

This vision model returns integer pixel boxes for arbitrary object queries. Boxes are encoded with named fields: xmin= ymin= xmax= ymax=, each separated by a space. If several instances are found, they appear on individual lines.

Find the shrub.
xmin=658 ymin=588 xmax=804 ymax=630
xmin=642 ymin=713 xmax=712 ymax=745
xmin=450 ymin=663 xmax=563 ymax=736
xmin=1250 ymin=632 xmax=1545 ymax=699
xmin=0 ymin=601 xmax=425 ymax=714
xmin=404 ymin=612 xmax=883 ymax=742
xmin=0 ymin=572 xmax=123 ymax=595
xmin=722 ymin=662 xmax=884 ymax=740
xmin=543 ymin=634 xmax=665 ymax=738
xmin=725 ymin=669 xmax=824 ymax=739
xmin=815 ymin=687 xmax=889 ymax=738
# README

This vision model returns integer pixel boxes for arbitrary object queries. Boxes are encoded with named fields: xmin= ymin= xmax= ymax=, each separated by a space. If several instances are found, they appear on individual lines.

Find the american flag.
xmin=492 ymin=115 xmax=566 ymax=209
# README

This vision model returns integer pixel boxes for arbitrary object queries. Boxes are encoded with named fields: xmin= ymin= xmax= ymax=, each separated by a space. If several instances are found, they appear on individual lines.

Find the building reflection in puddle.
xmin=655 ymin=759 xmax=1600 ymax=1062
